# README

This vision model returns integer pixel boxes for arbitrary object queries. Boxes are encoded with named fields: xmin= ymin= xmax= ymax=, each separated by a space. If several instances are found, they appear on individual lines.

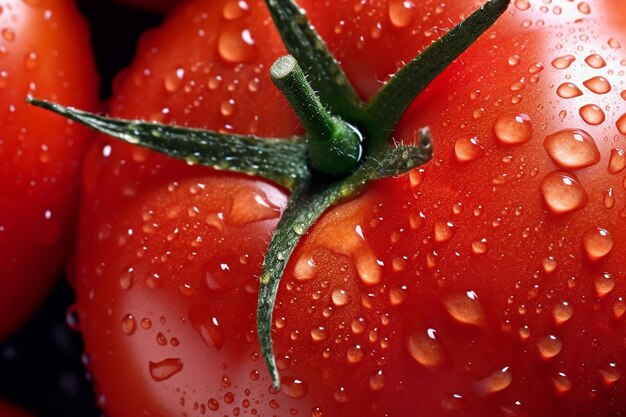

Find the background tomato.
xmin=0 ymin=0 xmax=98 ymax=340
xmin=74 ymin=0 xmax=626 ymax=416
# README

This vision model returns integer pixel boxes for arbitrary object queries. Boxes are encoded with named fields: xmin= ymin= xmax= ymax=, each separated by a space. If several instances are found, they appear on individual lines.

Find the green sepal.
xmin=264 ymin=0 xmax=362 ymax=119
xmin=363 ymin=0 xmax=510 ymax=152
xmin=258 ymin=129 xmax=432 ymax=388
xmin=27 ymin=97 xmax=310 ymax=191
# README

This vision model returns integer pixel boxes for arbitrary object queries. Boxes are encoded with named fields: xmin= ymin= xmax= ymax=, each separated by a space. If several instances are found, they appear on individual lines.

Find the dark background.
xmin=0 ymin=2 xmax=165 ymax=416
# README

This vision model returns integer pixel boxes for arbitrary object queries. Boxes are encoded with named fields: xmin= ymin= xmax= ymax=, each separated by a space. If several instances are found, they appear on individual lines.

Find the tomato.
xmin=0 ymin=0 xmax=98 ymax=339
xmin=74 ymin=0 xmax=626 ymax=416
xmin=0 ymin=400 xmax=34 ymax=417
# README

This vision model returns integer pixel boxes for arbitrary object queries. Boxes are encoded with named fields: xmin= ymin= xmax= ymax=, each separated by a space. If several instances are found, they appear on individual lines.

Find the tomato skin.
xmin=0 ymin=0 xmax=98 ymax=339
xmin=75 ymin=0 xmax=626 ymax=416
xmin=0 ymin=400 xmax=35 ymax=417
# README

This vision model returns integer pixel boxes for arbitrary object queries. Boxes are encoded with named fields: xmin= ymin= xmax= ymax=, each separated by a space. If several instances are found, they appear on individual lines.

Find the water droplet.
xmin=514 ymin=0 xmax=530 ymax=10
xmin=616 ymin=113 xmax=626 ymax=135
xmin=347 ymin=345 xmax=364 ymax=364
xmin=369 ymin=370 xmax=385 ymax=391
xmin=149 ymin=358 xmax=183 ymax=382
xmin=551 ymin=372 xmax=572 ymax=394
xmin=121 ymin=314 xmax=136 ymax=335
xmin=604 ymin=187 xmax=615 ymax=209
xmin=23 ymin=51 xmax=38 ymax=70
xmin=577 ymin=1 xmax=591 ymax=14
xmin=218 ymin=28 xmax=257 ymax=63
xmin=281 ymin=377 xmax=308 ymax=399
xmin=196 ymin=316 xmax=225 ymax=349
xmin=406 ymin=328 xmax=448 ymax=369
xmin=227 ymin=187 xmax=281 ymax=226
xmin=608 ymin=148 xmax=626 ymax=173
xmin=443 ymin=291 xmax=486 ymax=326
xmin=434 ymin=220 xmax=456 ymax=243
xmin=539 ymin=171 xmax=588 ymax=214
xmin=454 ymin=135 xmax=485 ymax=162
xmin=552 ymin=55 xmax=576 ymax=69
xmin=164 ymin=68 xmax=184 ymax=92
xmin=388 ymin=0 xmax=417 ymax=28
xmin=552 ymin=301 xmax=573 ymax=324
xmin=493 ymin=113 xmax=532 ymax=145
xmin=594 ymin=272 xmax=615 ymax=297
xmin=557 ymin=83 xmax=583 ymax=98
xmin=585 ymin=54 xmax=606 ymax=68
xmin=599 ymin=363 xmax=621 ymax=385
xmin=608 ymin=38 xmax=621 ymax=49
xmin=222 ymin=0 xmax=249 ymax=20
xmin=310 ymin=326 xmax=327 ymax=342
xmin=613 ymin=299 xmax=626 ymax=319
xmin=582 ymin=226 xmax=614 ymax=261
xmin=474 ymin=366 xmax=513 ymax=396
xmin=119 ymin=268 xmax=134 ymax=290
xmin=220 ymin=99 xmax=236 ymax=117
xmin=471 ymin=239 xmax=488 ymax=255
xmin=543 ymin=129 xmax=600 ymax=169
xmin=389 ymin=286 xmax=408 ymax=306
xmin=508 ymin=55 xmax=521 ymax=66
xmin=536 ymin=334 xmax=563 ymax=359
xmin=1 ymin=28 xmax=15 ymax=42
xmin=542 ymin=256 xmax=558 ymax=273
xmin=331 ymin=289 xmax=351 ymax=307
xmin=583 ymin=76 xmax=611 ymax=94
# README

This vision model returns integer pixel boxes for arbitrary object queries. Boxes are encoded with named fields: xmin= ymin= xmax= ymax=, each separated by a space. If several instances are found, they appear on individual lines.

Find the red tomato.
xmin=75 ymin=0 xmax=626 ymax=416
xmin=0 ymin=0 xmax=98 ymax=339
xmin=0 ymin=400 xmax=34 ymax=417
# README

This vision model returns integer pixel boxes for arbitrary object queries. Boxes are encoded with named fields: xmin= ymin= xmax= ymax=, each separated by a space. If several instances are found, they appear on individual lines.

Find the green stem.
xmin=270 ymin=55 xmax=362 ymax=177
xmin=362 ymin=0 xmax=510 ymax=153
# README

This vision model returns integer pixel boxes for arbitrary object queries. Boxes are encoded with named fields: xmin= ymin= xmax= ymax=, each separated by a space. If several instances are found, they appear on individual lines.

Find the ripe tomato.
xmin=75 ymin=0 xmax=626 ymax=416
xmin=0 ymin=0 xmax=98 ymax=339
xmin=0 ymin=400 xmax=34 ymax=417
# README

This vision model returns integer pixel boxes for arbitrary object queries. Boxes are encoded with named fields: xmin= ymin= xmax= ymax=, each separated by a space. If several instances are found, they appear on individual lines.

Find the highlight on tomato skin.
xmin=71 ymin=0 xmax=626 ymax=416
xmin=0 ymin=0 xmax=99 ymax=340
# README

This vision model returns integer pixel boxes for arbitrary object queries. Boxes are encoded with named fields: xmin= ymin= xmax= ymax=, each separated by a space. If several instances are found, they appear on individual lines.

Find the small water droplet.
xmin=536 ymin=334 xmax=563 ymax=359
xmin=369 ymin=370 xmax=385 ymax=391
xmin=557 ymin=83 xmax=583 ymax=98
xmin=583 ymin=76 xmax=611 ymax=94
xmin=121 ymin=314 xmax=136 ymax=335
xmin=474 ymin=366 xmax=513 ymax=396
xmin=218 ymin=28 xmax=257 ymax=63
xmin=331 ymin=289 xmax=351 ymax=307
xmin=281 ymin=377 xmax=308 ymax=399
xmin=585 ymin=54 xmax=606 ymax=68
xmin=552 ymin=55 xmax=576 ymax=69
xmin=577 ymin=1 xmax=591 ymax=14
xmin=616 ymin=113 xmax=626 ymax=135
xmin=599 ymin=363 xmax=621 ymax=385
xmin=552 ymin=301 xmax=573 ymax=324
xmin=443 ymin=291 xmax=485 ymax=326
xmin=539 ymin=171 xmax=588 ymax=214
xmin=551 ymin=372 xmax=572 ymax=394
xmin=471 ymin=239 xmax=488 ymax=255
xmin=604 ymin=187 xmax=615 ymax=209
xmin=454 ymin=135 xmax=485 ymax=162
xmin=222 ymin=0 xmax=249 ymax=20
xmin=434 ymin=220 xmax=456 ymax=243
xmin=594 ymin=272 xmax=615 ymax=297
xmin=1 ymin=28 xmax=15 ymax=42
xmin=514 ymin=0 xmax=530 ymax=11
xmin=310 ymin=326 xmax=327 ymax=342
xmin=582 ymin=226 xmax=614 ymax=261
xmin=508 ymin=55 xmax=521 ymax=66
xmin=608 ymin=38 xmax=621 ymax=49
xmin=149 ymin=358 xmax=183 ymax=382
xmin=406 ymin=328 xmax=448 ymax=369
xmin=23 ymin=51 xmax=38 ymax=70
xmin=164 ymin=68 xmax=184 ymax=92
xmin=608 ymin=148 xmax=626 ymax=173
xmin=196 ymin=316 xmax=225 ymax=349
xmin=493 ymin=113 xmax=532 ymax=145
xmin=543 ymin=129 xmax=600 ymax=169
xmin=388 ymin=0 xmax=417 ymax=28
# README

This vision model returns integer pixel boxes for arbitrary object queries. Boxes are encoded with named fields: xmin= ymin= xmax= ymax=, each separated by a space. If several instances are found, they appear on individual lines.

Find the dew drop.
xmin=121 ymin=314 xmax=136 ymax=335
xmin=471 ymin=239 xmax=488 ymax=255
xmin=543 ymin=129 xmax=600 ymax=169
xmin=536 ymin=334 xmax=563 ymax=359
xmin=369 ymin=371 xmax=385 ymax=391
xmin=164 ymin=68 xmax=184 ymax=92
xmin=331 ymin=289 xmax=351 ymax=307
xmin=582 ymin=227 xmax=614 ymax=261
xmin=577 ymin=2 xmax=591 ymax=14
xmin=310 ymin=326 xmax=327 ymax=342
xmin=594 ymin=272 xmax=615 ymax=297
xmin=149 ymin=358 xmax=183 ymax=382
xmin=608 ymin=38 xmax=621 ymax=49
xmin=551 ymin=55 xmax=576 ymax=69
xmin=493 ymin=113 xmax=532 ymax=145
xmin=556 ymin=83 xmax=583 ymax=98
xmin=443 ymin=291 xmax=486 ymax=326
xmin=585 ymin=54 xmax=606 ymax=68
xmin=218 ymin=28 xmax=257 ymax=63
xmin=514 ymin=0 xmax=530 ymax=11
xmin=474 ymin=367 xmax=513 ymax=396
xmin=280 ymin=377 xmax=308 ymax=399
xmin=604 ymin=187 xmax=615 ymax=209
xmin=539 ymin=171 xmax=588 ymax=214
xmin=434 ymin=220 xmax=456 ymax=243
xmin=552 ymin=301 xmax=573 ymax=324
xmin=196 ymin=316 xmax=225 ymax=349
xmin=542 ymin=256 xmax=558 ymax=273
xmin=389 ymin=286 xmax=408 ymax=306
xmin=608 ymin=149 xmax=626 ymax=173
xmin=222 ymin=0 xmax=249 ymax=20
xmin=599 ymin=363 xmax=621 ymax=386
xmin=583 ymin=76 xmax=611 ymax=94
xmin=227 ymin=187 xmax=281 ymax=226
xmin=454 ymin=135 xmax=485 ymax=162
xmin=23 ymin=51 xmax=38 ymax=70
xmin=613 ymin=299 xmax=626 ymax=319
xmin=616 ymin=113 xmax=626 ymax=135
xmin=508 ymin=55 xmax=521 ymax=66
xmin=406 ymin=328 xmax=448 ymax=369
xmin=551 ymin=372 xmax=572 ymax=394
xmin=1 ymin=28 xmax=15 ymax=42
xmin=347 ymin=345 xmax=364 ymax=364
xmin=388 ymin=0 xmax=417 ymax=28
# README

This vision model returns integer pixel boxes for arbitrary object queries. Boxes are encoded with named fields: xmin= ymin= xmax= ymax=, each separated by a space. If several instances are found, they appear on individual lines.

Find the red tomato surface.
xmin=0 ymin=400 xmax=34 ymax=417
xmin=0 ymin=0 xmax=98 ymax=339
xmin=75 ymin=0 xmax=626 ymax=416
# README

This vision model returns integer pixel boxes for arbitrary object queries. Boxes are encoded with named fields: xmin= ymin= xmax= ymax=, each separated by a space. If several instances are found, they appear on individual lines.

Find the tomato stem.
xmin=270 ymin=55 xmax=363 ymax=177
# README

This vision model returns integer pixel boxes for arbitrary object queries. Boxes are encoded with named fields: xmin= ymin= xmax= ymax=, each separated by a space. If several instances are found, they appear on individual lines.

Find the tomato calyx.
xmin=28 ymin=0 xmax=511 ymax=389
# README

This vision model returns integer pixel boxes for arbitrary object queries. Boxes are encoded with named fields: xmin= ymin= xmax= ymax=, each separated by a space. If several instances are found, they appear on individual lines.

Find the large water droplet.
xmin=539 ymin=171 xmax=588 ymax=214
xmin=388 ymin=0 xmax=417 ymax=28
xmin=557 ymin=83 xmax=583 ymax=98
xmin=443 ymin=291 xmax=486 ymax=326
xmin=121 ymin=314 xmax=136 ymax=335
xmin=281 ymin=377 xmax=308 ymax=399
xmin=536 ymin=334 xmax=563 ymax=359
xmin=552 ymin=301 xmax=573 ymax=324
xmin=196 ymin=316 xmax=225 ymax=349
xmin=218 ymin=28 xmax=257 ymax=63
xmin=552 ymin=55 xmax=576 ymax=69
xmin=608 ymin=148 xmax=626 ymax=173
xmin=222 ymin=0 xmax=250 ymax=20
xmin=474 ymin=366 xmax=513 ymax=396
xmin=493 ymin=113 xmax=532 ymax=145
xmin=227 ymin=187 xmax=281 ymax=226
xmin=149 ymin=358 xmax=183 ymax=382
xmin=551 ymin=372 xmax=572 ymax=394
xmin=454 ymin=135 xmax=485 ymax=162
xmin=406 ymin=328 xmax=448 ymax=369
xmin=434 ymin=220 xmax=456 ymax=243
xmin=543 ymin=129 xmax=600 ymax=169
xmin=579 ymin=104 xmax=606 ymax=125
xmin=594 ymin=272 xmax=615 ymax=297
xmin=585 ymin=54 xmax=606 ymax=68
xmin=582 ymin=226 xmax=614 ymax=261
xmin=616 ymin=113 xmax=626 ymax=135
xmin=584 ymin=76 xmax=611 ymax=94
xmin=599 ymin=363 xmax=621 ymax=386
xmin=331 ymin=289 xmax=351 ymax=307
